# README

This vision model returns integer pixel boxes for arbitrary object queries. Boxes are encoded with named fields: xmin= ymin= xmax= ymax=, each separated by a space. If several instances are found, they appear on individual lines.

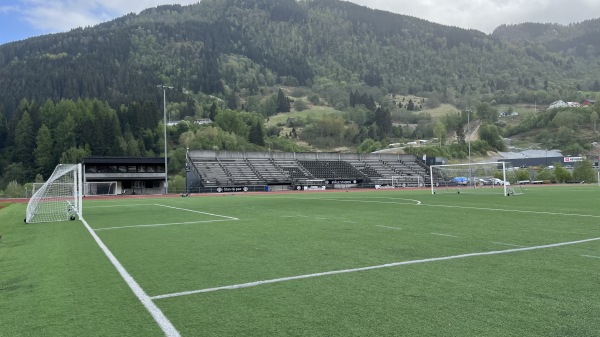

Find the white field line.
xmin=94 ymin=219 xmax=236 ymax=231
xmin=422 ymin=203 xmax=600 ymax=219
xmin=86 ymin=204 xmax=153 ymax=209
xmin=430 ymin=232 xmax=458 ymax=238
xmin=277 ymin=196 xmax=600 ymax=219
xmin=151 ymin=237 xmax=600 ymax=301
xmin=492 ymin=242 xmax=526 ymax=248
xmin=376 ymin=225 xmax=402 ymax=230
xmin=581 ymin=254 xmax=600 ymax=259
xmin=154 ymin=204 xmax=238 ymax=220
xmin=282 ymin=197 xmax=422 ymax=206
xmin=80 ymin=217 xmax=180 ymax=337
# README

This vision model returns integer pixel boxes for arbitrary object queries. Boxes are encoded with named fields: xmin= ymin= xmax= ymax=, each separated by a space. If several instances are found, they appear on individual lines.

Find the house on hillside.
xmin=582 ymin=99 xmax=597 ymax=107
xmin=548 ymin=100 xmax=567 ymax=109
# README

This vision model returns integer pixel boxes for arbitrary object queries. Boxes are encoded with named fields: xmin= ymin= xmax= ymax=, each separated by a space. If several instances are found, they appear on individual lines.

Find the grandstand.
xmin=186 ymin=150 xmax=430 ymax=192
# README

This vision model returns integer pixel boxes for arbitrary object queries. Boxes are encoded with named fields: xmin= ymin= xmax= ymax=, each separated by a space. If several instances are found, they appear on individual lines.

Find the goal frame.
xmin=430 ymin=161 xmax=510 ymax=196
xmin=392 ymin=175 xmax=423 ymax=188
xmin=25 ymin=163 xmax=83 ymax=223
xmin=84 ymin=181 xmax=118 ymax=196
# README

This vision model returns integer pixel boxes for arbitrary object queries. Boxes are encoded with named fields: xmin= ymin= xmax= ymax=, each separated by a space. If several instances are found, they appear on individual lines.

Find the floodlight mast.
xmin=468 ymin=109 xmax=471 ymax=183
xmin=157 ymin=85 xmax=174 ymax=194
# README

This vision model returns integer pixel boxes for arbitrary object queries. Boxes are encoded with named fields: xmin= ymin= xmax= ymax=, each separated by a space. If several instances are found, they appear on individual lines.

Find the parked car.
xmin=492 ymin=178 xmax=510 ymax=186
xmin=451 ymin=177 xmax=469 ymax=185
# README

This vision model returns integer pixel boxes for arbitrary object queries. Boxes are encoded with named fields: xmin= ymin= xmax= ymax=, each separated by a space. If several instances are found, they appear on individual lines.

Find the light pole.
xmin=185 ymin=146 xmax=190 ymax=196
xmin=157 ymin=84 xmax=173 ymax=194
xmin=467 ymin=109 xmax=472 ymax=183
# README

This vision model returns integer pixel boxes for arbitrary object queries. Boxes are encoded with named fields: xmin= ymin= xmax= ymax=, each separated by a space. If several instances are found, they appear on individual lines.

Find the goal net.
xmin=392 ymin=175 xmax=424 ymax=188
xmin=429 ymin=161 xmax=523 ymax=196
xmin=84 ymin=181 xmax=117 ymax=196
xmin=25 ymin=164 xmax=83 ymax=223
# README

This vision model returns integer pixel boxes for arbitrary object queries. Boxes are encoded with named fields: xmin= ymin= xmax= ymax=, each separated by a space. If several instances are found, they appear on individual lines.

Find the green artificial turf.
xmin=1 ymin=185 xmax=599 ymax=336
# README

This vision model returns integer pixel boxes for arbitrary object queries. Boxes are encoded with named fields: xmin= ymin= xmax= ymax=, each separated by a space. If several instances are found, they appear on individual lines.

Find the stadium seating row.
xmin=188 ymin=151 xmax=430 ymax=188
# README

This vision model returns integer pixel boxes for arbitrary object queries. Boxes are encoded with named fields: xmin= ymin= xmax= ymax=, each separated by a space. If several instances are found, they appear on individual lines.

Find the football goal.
xmin=429 ymin=161 xmax=524 ymax=196
xmin=392 ymin=175 xmax=424 ymax=188
xmin=84 ymin=181 xmax=117 ymax=196
xmin=25 ymin=164 xmax=83 ymax=223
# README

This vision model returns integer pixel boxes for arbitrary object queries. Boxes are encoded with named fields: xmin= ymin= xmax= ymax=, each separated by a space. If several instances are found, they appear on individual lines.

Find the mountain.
xmin=1 ymin=0 xmax=599 ymax=115
xmin=1 ymin=0 xmax=600 ymax=192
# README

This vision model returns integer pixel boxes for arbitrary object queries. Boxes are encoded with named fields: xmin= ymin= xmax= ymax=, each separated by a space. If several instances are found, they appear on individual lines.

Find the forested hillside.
xmin=0 ymin=0 xmax=600 ymax=195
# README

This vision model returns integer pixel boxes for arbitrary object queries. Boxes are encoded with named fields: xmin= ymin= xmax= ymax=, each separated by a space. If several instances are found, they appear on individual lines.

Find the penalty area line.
xmin=376 ymin=225 xmax=402 ymax=230
xmin=80 ymin=217 xmax=180 ymax=337
xmin=154 ymin=204 xmax=238 ymax=220
xmin=151 ymin=236 xmax=600 ymax=301
xmin=94 ymin=219 xmax=238 ymax=231
xmin=430 ymin=232 xmax=459 ymax=238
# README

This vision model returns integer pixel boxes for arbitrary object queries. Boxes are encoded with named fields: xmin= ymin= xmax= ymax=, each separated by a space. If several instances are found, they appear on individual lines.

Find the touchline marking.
xmin=492 ymin=242 xmax=525 ymax=248
xmin=280 ymin=196 xmax=422 ymax=206
xmin=94 ymin=219 xmax=236 ymax=231
xmin=423 ymin=203 xmax=600 ymax=219
xmin=581 ymin=255 xmax=600 ymax=259
xmin=155 ymin=204 xmax=238 ymax=220
xmin=151 ymin=237 xmax=600 ymax=301
xmin=431 ymin=232 xmax=458 ymax=238
xmin=80 ymin=217 xmax=180 ymax=337
xmin=86 ymin=204 xmax=152 ymax=209
xmin=376 ymin=225 xmax=402 ymax=230
xmin=271 ymin=196 xmax=599 ymax=219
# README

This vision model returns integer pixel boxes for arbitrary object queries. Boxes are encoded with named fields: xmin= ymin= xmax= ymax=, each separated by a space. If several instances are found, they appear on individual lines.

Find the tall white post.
xmin=468 ymin=110 xmax=472 ymax=184
xmin=158 ymin=85 xmax=173 ymax=194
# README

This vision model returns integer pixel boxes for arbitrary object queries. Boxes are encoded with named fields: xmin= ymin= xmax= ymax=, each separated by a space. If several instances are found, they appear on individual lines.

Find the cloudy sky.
xmin=1 ymin=0 xmax=599 ymax=45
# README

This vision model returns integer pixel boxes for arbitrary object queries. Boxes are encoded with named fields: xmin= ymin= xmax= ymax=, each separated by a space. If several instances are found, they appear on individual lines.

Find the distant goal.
xmin=25 ymin=164 xmax=83 ymax=223
xmin=84 ymin=181 xmax=117 ymax=196
xmin=429 ymin=161 xmax=523 ymax=196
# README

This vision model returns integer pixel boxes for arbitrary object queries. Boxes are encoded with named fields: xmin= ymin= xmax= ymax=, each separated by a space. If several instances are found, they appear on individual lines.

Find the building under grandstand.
xmin=185 ymin=150 xmax=430 ymax=193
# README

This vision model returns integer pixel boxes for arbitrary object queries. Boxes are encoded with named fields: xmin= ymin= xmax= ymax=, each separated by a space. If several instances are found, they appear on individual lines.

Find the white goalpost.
xmin=25 ymin=164 xmax=83 ymax=223
xmin=429 ymin=161 xmax=523 ymax=196
xmin=392 ymin=175 xmax=424 ymax=188
xmin=84 ymin=181 xmax=117 ymax=196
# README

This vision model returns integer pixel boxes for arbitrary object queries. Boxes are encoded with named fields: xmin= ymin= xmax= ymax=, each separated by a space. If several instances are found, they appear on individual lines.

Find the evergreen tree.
xmin=276 ymin=89 xmax=290 ymax=113
xmin=248 ymin=120 xmax=265 ymax=146
xmin=34 ymin=124 xmax=55 ymax=179
xmin=209 ymin=102 xmax=218 ymax=121
xmin=0 ymin=108 xmax=7 ymax=148
xmin=54 ymin=113 xmax=76 ymax=160
xmin=14 ymin=111 xmax=35 ymax=170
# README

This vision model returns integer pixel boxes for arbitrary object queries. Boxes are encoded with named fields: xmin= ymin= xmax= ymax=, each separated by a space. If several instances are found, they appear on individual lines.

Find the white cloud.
xmin=10 ymin=0 xmax=600 ymax=35
xmin=17 ymin=0 xmax=200 ymax=33
xmin=348 ymin=0 xmax=600 ymax=33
